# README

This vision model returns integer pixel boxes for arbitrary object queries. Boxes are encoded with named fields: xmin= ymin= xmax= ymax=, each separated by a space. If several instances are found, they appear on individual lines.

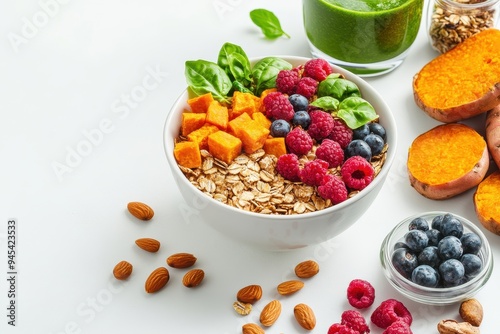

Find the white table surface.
xmin=2 ymin=1 xmax=500 ymax=333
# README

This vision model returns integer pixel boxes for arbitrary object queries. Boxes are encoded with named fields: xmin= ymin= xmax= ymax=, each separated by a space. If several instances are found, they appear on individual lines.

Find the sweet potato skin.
xmin=485 ymin=104 xmax=500 ymax=169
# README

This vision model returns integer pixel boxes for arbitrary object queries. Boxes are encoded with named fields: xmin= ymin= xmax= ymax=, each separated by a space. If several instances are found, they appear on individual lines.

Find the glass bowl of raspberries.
xmin=164 ymin=49 xmax=398 ymax=250
xmin=380 ymin=211 xmax=493 ymax=305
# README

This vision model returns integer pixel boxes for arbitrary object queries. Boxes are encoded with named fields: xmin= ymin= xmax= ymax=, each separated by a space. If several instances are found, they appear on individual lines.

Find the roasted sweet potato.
xmin=407 ymin=123 xmax=489 ymax=199
xmin=413 ymin=28 xmax=500 ymax=123
xmin=474 ymin=171 xmax=500 ymax=235
xmin=485 ymin=104 xmax=500 ymax=169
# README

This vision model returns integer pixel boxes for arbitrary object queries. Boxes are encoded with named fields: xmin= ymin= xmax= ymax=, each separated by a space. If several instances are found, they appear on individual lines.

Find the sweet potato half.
xmin=407 ymin=123 xmax=489 ymax=200
xmin=474 ymin=171 xmax=500 ymax=235
xmin=485 ymin=104 xmax=500 ymax=169
xmin=413 ymin=29 xmax=500 ymax=123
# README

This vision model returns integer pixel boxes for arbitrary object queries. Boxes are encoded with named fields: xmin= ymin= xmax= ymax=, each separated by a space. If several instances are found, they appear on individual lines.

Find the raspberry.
xmin=370 ymin=299 xmax=413 ymax=329
xmin=299 ymin=159 xmax=329 ymax=186
xmin=341 ymin=156 xmax=375 ymax=190
xmin=276 ymin=153 xmax=301 ymax=182
xmin=329 ymin=118 xmax=354 ymax=149
xmin=263 ymin=92 xmax=295 ymax=121
xmin=296 ymin=77 xmax=318 ymax=99
xmin=327 ymin=323 xmax=360 ymax=334
xmin=303 ymin=58 xmax=333 ymax=81
xmin=308 ymin=110 xmax=334 ymax=141
xmin=276 ymin=69 xmax=300 ymax=95
xmin=285 ymin=127 xmax=313 ymax=156
xmin=341 ymin=310 xmax=370 ymax=334
xmin=316 ymin=139 xmax=344 ymax=168
xmin=347 ymin=279 xmax=376 ymax=309
xmin=382 ymin=321 xmax=413 ymax=334
xmin=318 ymin=174 xmax=348 ymax=204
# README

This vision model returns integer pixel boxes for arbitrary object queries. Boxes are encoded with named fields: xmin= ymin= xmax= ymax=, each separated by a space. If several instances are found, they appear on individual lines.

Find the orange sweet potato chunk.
xmin=187 ymin=93 xmax=214 ymax=113
xmin=263 ymin=137 xmax=287 ymax=157
xmin=206 ymin=100 xmax=229 ymax=130
xmin=231 ymin=91 xmax=258 ymax=119
xmin=181 ymin=112 xmax=206 ymax=136
xmin=208 ymin=131 xmax=242 ymax=164
xmin=252 ymin=112 xmax=272 ymax=129
xmin=239 ymin=120 xmax=270 ymax=154
xmin=228 ymin=112 xmax=252 ymax=138
xmin=174 ymin=141 xmax=201 ymax=168
xmin=187 ymin=124 xmax=219 ymax=150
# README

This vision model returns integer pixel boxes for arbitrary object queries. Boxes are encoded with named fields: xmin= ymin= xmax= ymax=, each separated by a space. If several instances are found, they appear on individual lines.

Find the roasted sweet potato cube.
xmin=181 ymin=112 xmax=206 ymax=136
xmin=252 ymin=111 xmax=272 ymax=130
xmin=208 ymin=131 xmax=242 ymax=164
xmin=187 ymin=93 xmax=214 ymax=113
xmin=187 ymin=124 xmax=219 ymax=150
xmin=173 ymin=141 xmax=202 ymax=168
xmin=231 ymin=91 xmax=258 ymax=119
xmin=228 ymin=112 xmax=252 ymax=138
xmin=263 ymin=137 xmax=287 ymax=158
xmin=239 ymin=120 xmax=270 ymax=153
xmin=206 ymin=100 xmax=229 ymax=130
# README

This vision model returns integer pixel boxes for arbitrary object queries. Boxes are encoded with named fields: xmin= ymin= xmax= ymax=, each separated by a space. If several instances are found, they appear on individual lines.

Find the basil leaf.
xmin=217 ymin=42 xmax=252 ymax=85
xmin=337 ymin=97 xmax=377 ymax=129
xmin=252 ymin=57 xmax=292 ymax=96
xmin=232 ymin=81 xmax=253 ymax=94
xmin=317 ymin=76 xmax=361 ymax=101
xmin=185 ymin=60 xmax=232 ymax=103
xmin=310 ymin=96 xmax=340 ymax=111
xmin=250 ymin=8 xmax=290 ymax=39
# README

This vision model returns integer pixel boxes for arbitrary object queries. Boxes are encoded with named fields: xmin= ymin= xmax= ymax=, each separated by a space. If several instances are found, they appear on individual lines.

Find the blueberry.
xmin=440 ymin=213 xmax=464 ymax=238
xmin=368 ymin=122 xmax=386 ymax=141
xmin=391 ymin=248 xmax=418 ymax=279
xmin=461 ymin=233 xmax=482 ymax=255
xmin=409 ymin=217 xmax=430 ymax=232
xmin=431 ymin=215 xmax=444 ymax=231
xmin=439 ymin=259 xmax=465 ymax=284
xmin=418 ymin=246 xmax=440 ymax=268
xmin=288 ymin=94 xmax=309 ymax=112
xmin=412 ymin=265 xmax=440 ymax=287
xmin=292 ymin=110 xmax=311 ymax=129
xmin=425 ymin=229 xmax=443 ymax=247
xmin=363 ymin=134 xmax=384 ymax=156
xmin=404 ymin=229 xmax=429 ymax=252
xmin=270 ymin=119 xmax=291 ymax=137
xmin=353 ymin=124 xmax=370 ymax=140
xmin=345 ymin=139 xmax=372 ymax=161
xmin=394 ymin=242 xmax=409 ymax=251
xmin=438 ymin=236 xmax=463 ymax=260
xmin=461 ymin=253 xmax=483 ymax=277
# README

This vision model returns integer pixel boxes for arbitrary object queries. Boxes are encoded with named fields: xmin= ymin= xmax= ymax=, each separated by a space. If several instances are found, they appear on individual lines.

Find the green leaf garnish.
xmin=249 ymin=9 xmax=290 ymax=39
xmin=337 ymin=97 xmax=377 ymax=129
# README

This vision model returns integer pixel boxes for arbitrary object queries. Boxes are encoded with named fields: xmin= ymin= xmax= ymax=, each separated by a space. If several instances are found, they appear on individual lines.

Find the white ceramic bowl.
xmin=163 ymin=56 xmax=398 ymax=250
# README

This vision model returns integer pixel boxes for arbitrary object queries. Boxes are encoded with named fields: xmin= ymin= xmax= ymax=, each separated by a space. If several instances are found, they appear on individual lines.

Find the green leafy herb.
xmin=251 ymin=56 xmax=292 ymax=96
xmin=250 ymin=9 xmax=290 ymax=39
xmin=317 ymin=75 xmax=361 ymax=101
xmin=310 ymin=96 xmax=340 ymax=111
xmin=217 ymin=42 xmax=252 ymax=86
xmin=337 ymin=97 xmax=377 ymax=129
xmin=185 ymin=60 xmax=232 ymax=103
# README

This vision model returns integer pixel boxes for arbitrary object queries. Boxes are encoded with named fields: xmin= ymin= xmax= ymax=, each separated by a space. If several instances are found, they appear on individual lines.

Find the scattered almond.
xmin=145 ymin=267 xmax=170 ymax=293
xmin=182 ymin=269 xmax=205 ymax=288
xmin=293 ymin=303 xmax=316 ymax=330
xmin=233 ymin=301 xmax=252 ymax=316
xmin=459 ymin=298 xmax=483 ymax=327
xmin=260 ymin=300 xmax=281 ymax=327
xmin=242 ymin=323 xmax=265 ymax=334
xmin=237 ymin=284 xmax=263 ymax=304
xmin=127 ymin=201 xmax=154 ymax=220
xmin=166 ymin=252 xmax=197 ymax=268
xmin=294 ymin=260 xmax=319 ymax=278
xmin=277 ymin=280 xmax=304 ymax=296
xmin=135 ymin=238 xmax=160 ymax=253
xmin=113 ymin=260 xmax=133 ymax=280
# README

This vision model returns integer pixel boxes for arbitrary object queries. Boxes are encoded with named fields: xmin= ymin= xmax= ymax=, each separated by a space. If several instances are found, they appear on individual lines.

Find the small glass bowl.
xmin=380 ymin=211 xmax=493 ymax=305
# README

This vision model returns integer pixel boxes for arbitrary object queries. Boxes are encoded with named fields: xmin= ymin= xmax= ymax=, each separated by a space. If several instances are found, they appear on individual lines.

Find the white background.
xmin=1 ymin=0 xmax=500 ymax=333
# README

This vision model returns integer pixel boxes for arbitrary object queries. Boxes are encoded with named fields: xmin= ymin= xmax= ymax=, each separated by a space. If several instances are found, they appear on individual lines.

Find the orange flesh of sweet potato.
xmin=485 ymin=104 xmax=500 ymax=169
xmin=252 ymin=112 xmax=272 ymax=129
xmin=205 ymin=100 xmax=229 ymax=130
xmin=413 ymin=28 xmax=500 ymax=123
xmin=187 ymin=93 xmax=214 ymax=113
xmin=181 ymin=112 xmax=206 ymax=136
xmin=230 ymin=91 xmax=258 ymax=119
xmin=407 ymin=123 xmax=489 ymax=199
xmin=474 ymin=170 xmax=500 ymax=235
xmin=186 ymin=124 xmax=219 ymax=150
xmin=239 ymin=120 xmax=270 ymax=154
xmin=174 ymin=141 xmax=202 ymax=168
xmin=207 ymin=131 xmax=242 ymax=164
xmin=263 ymin=137 xmax=287 ymax=158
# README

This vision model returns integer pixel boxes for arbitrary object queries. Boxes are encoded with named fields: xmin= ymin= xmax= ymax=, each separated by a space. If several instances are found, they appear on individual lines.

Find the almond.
xmin=237 ymin=284 xmax=263 ymax=304
xmin=242 ymin=323 xmax=265 ymax=334
xmin=127 ymin=201 xmax=154 ymax=220
xmin=135 ymin=238 xmax=160 ymax=252
xmin=182 ymin=269 xmax=205 ymax=288
xmin=166 ymin=252 xmax=197 ymax=268
xmin=293 ymin=303 xmax=316 ymax=330
xmin=259 ymin=299 xmax=281 ymax=327
xmin=145 ymin=267 xmax=169 ymax=293
xmin=459 ymin=298 xmax=483 ymax=327
xmin=113 ymin=260 xmax=133 ymax=280
xmin=277 ymin=280 xmax=304 ymax=296
xmin=294 ymin=260 xmax=319 ymax=278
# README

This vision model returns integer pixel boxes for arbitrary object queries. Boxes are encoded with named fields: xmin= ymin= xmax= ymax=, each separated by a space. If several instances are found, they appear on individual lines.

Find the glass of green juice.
xmin=303 ymin=0 xmax=424 ymax=76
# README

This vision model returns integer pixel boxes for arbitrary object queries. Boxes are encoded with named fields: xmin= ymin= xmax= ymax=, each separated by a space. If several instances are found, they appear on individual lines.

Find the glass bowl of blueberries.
xmin=380 ymin=211 xmax=493 ymax=305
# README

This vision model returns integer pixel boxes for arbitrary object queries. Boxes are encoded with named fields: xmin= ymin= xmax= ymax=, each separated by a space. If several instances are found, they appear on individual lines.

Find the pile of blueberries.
xmin=391 ymin=213 xmax=483 ymax=288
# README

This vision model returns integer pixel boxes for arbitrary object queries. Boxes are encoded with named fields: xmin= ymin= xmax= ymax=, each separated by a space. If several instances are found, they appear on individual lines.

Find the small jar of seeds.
xmin=427 ymin=0 xmax=499 ymax=53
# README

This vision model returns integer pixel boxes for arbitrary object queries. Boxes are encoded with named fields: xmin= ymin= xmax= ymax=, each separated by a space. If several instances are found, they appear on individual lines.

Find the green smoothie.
xmin=303 ymin=0 xmax=424 ymax=64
